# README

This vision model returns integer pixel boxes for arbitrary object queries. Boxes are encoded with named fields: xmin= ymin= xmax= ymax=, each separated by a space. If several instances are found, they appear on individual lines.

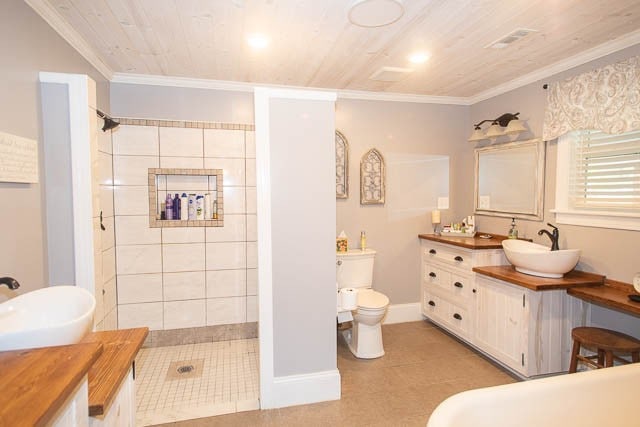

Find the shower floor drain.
xmin=166 ymin=359 xmax=204 ymax=381
xmin=177 ymin=365 xmax=194 ymax=374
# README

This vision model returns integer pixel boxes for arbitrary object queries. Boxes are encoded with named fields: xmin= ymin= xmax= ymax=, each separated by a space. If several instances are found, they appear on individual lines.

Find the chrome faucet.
xmin=0 ymin=277 xmax=20 ymax=290
xmin=538 ymin=223 xmax=559 ymax=251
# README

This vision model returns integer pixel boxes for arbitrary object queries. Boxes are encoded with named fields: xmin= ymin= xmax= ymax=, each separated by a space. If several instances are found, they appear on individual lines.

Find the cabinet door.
xmin=475 ymin=278 xmax=526 ymax=374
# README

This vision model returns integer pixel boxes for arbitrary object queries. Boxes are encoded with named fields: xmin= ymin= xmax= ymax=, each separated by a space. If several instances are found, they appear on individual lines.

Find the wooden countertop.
xmin=568 ymin=279 xmax=640 ymax=317
xmin=82 ymin=327 xmax=149 ymax=416
xmin=473 ymin=265 xmax=605 ymax=291
xmin=0 ymin=342 xmax=103 ymax=427
xmin=418 ymin=233 xmax=510 ymax=249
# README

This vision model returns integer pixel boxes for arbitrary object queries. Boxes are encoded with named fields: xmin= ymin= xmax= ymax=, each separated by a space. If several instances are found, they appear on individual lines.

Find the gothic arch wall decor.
xmin=335 ymin=130 xmax=349 ymax=199
xmin=360 ymin=148 xmax=385 ymax=205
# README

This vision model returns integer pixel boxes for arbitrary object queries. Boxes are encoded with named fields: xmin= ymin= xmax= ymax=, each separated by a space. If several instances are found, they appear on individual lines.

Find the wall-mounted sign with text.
xmin=0 ymin=131 xmax=38 ymax=183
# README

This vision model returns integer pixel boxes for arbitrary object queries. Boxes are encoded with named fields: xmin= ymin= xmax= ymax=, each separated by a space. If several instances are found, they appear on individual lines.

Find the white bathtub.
xmin=427 ymin=364 xmax=640 ymax=427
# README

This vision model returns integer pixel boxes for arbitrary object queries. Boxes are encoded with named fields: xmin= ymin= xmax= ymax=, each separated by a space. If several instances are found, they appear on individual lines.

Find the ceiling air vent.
xmin=485 ymin=28 xmax=538 ymax=49
xmin=369 ymin=66 xmax=413 ymax=82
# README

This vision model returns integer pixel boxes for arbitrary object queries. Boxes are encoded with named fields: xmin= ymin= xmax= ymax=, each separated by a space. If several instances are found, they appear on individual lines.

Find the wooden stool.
xmin=569 ymin=327 xmax=640 ymax=373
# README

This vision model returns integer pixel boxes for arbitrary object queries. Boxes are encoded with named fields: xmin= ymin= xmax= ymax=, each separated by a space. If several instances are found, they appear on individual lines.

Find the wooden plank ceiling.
xmin=45 ymin=0 xmax=640 ymax=97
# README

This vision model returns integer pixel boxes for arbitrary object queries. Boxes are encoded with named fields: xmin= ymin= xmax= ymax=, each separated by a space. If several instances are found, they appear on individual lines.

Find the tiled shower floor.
xmin=135 ymin=339 xmax=259 ymax=426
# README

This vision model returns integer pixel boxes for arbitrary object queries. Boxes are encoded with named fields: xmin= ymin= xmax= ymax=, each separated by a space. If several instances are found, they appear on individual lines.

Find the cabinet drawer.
xmin=422 ymin=245 xmax=472 ymax=270
xmin=449 ymin=272 xmax=474 ymax=299
xmin=423 ymin=291 xmax=472 ymax=340
xmin=423 ymin=264 xmax=450 ymax=289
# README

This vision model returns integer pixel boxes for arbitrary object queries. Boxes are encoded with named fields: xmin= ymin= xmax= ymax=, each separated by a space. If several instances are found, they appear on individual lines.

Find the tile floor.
xmin=136 ymin=338 xmax=259 ymax=426
xmin=151 ymin=320 xmax=517 ymax=426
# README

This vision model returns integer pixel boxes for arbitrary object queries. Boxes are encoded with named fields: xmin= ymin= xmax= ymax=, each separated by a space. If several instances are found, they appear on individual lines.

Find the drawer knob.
xmin=428 ymin=300 xmax=436 ymax=306
xmin=454 ymin=255 xmax=464 ymax=262
xmin=454 ymin=282 xmax=463 ymax=288
xmin=429 ymin=272 xmax=437 ymax=278
xmin=453 ymin=313 xmax=462 ymax=320
xmin=472 ymin=288 xmax=477 ymax=294
xmin=429 ymin=249 xmax=437 ymax=254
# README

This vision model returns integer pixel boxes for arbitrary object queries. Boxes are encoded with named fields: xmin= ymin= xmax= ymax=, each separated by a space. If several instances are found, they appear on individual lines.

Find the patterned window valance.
xmin=543 ymin=55 xmax=640 ymax=141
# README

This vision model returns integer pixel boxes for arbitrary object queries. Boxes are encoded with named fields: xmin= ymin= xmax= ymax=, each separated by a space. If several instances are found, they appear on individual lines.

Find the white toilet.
xmin=336 ymin=249 xmax=389 ymax=359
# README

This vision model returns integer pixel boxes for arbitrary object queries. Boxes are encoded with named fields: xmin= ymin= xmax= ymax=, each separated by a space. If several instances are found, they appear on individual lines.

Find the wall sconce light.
xmin=468 ymin=112 xmax=525 ymax=142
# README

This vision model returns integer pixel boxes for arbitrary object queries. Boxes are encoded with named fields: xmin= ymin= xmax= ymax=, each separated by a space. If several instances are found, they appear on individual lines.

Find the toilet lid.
xmin=357 ymin=289 xmax=389 ymax=309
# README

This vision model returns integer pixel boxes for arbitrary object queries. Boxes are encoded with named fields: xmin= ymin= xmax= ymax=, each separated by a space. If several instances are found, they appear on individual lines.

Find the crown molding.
xmin=25 ymin=0 xmax=114 ymax=80
xmin=338 ymin=89 xmax=470 ymax=105
xmin=111 ymin=73 xmax=471 ymax=105
xmin=468 ymin=29 xmax=640 ymax=105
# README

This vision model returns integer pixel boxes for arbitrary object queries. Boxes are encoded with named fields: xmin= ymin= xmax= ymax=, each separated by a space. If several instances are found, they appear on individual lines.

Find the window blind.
xmin=569 ymin=129 xmax=640 ymax=211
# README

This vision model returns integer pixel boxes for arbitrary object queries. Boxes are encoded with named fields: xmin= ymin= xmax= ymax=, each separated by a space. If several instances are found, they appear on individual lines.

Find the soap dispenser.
xmin=508 ymin=218 xmax=518 ymax=239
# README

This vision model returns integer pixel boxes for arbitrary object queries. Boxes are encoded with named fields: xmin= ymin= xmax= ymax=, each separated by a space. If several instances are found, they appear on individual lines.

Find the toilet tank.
xmin=336 ymin=249 xmax=376 ymax=289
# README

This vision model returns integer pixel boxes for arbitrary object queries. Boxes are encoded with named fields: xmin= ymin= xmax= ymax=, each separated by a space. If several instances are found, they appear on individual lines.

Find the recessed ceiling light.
xmin=408 ymin=51 xmax=430 ymax=64
xmin=348 ymin=0 xmax=404 ymax=28
xmin=246 ymin=33 xmax=269 ymax=49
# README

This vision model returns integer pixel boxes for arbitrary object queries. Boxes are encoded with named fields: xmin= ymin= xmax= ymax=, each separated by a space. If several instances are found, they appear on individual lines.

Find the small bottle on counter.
xmin=360 ymin=231 xmax=367 ymax=251
xmin=213 ymin=200 xmax=218 ymax=219
xmin=508 ymin=218 xmax=518 ymax=239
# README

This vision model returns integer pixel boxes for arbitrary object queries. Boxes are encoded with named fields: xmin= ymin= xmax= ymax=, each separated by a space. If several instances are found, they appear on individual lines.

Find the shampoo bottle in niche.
xmin=196 ymin=195 xmax=205 ymax=220
xmin=180 ymin=193 xmax=188 ymax=220
xmin=360 ymin=231 xmax=367 ymax=251
xmin=165 ymin=193 xmax=174 ymax=220
xmin=508 ymin=218 xmax=518 ymax=239
xmin=204 ymin=193 xmax=212 ymax=219
xmin=188 ymin=194 xmax=197 ymax=220
xmin=173 ymin=193 xmax=181 ymax=220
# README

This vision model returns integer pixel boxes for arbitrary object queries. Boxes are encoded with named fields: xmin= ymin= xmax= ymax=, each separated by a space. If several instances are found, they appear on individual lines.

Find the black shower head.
xmin=96 ymin=109 xmax=120 ymax=132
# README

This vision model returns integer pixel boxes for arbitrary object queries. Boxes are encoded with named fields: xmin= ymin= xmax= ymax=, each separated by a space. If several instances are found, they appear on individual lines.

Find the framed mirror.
xmin=474 ymin=138 xmax=545 ymax=220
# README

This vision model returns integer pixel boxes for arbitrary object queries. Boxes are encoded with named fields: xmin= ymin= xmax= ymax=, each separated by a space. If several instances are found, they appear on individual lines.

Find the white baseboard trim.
xmin=265 ymin=369 xmax=341 ymax=409
xmin=383 ymin=302 xmax=423 ymax=324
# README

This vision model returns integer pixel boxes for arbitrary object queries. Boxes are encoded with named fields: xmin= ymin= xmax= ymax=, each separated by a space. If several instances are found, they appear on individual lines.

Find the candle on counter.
xmin=431 ymin=210 xmax=441 ymax=224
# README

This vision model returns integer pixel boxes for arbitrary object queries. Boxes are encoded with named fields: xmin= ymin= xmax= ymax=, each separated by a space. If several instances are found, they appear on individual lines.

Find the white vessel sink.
xmin=0 ymin=286 xmax=95 ymax=352
xmin=502 ymin=239 xmax=581 ymax=278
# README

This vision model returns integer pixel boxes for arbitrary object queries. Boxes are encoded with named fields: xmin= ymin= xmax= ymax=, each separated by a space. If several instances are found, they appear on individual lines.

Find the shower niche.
xmin=148 ymin=168 xmax=224 ymax=227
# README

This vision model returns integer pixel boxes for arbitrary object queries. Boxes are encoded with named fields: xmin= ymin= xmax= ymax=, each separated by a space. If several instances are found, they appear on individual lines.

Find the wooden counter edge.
xmin=473 ymin=265 xmax=605 ymax=291
xmin=0 ymin=342 xmax=103 ymax=427
xmin=567 ymin=279 xmax=640 ymax=317
xmin=82 ymin=327 xmax=149 ymax=417
xmin=418 ymin=233 xmax=505 ymax=249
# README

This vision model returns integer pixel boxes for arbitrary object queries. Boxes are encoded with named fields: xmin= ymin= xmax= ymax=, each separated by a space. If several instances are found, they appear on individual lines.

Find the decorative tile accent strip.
xmin=143 ymin=323 xmax=258 ymax=348
xmin=116 ymin=117 xmax=255 ymax=131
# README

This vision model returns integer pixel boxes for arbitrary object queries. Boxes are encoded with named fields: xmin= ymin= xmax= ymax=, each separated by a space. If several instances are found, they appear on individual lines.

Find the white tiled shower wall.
xmin=95 ymin=116 xmax=118 ymax=331
xmin=112 ymin=124 xmax=257 ymax=330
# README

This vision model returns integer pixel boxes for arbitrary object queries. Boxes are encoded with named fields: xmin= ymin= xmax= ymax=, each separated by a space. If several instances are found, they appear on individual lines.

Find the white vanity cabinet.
xmin=474 ymin=275 xmax=582 ymax=377
xmin=420 ymin=236 xmax=587 ymax=378
xmin=89 ymin=367 xmax=135 ymax=427
xmin=420 ymin=239 xmax=504 ymax=342
xmin=52 ymin=378 xmax=90 ymax=427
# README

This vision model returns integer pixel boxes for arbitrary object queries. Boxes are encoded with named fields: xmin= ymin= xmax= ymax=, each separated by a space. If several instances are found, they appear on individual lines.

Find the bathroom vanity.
xmin=419 ymin=234 xmax=604 ymax=378
xmin=0 ymin=328 xmax=147 ymax=426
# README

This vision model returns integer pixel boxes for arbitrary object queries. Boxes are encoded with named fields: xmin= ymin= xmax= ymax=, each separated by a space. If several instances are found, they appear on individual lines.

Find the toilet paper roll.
xmin=339 ymin=288 xmax=358 ymax=311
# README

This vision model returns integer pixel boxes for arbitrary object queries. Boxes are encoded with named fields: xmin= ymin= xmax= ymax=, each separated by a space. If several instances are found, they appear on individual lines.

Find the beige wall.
xmin=111 ymin=83 xmax=253 ymax=123
xmin=0 ymin=0 xmax=109 ymax=300
xmin=336 ymin=99 xmax=468 ymax=304
xmin=466 ymin=44 xmax=640 ymax=336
